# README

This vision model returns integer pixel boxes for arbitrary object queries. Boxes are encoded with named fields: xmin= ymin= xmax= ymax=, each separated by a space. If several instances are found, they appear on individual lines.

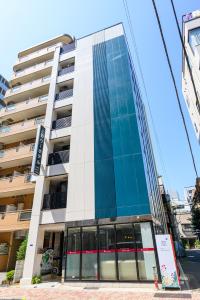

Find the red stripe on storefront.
xmin=65 ymin=248 xmax=155 ymax=254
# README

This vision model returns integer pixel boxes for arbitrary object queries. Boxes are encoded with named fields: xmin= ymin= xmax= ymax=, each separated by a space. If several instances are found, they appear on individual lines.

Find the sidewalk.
xmin=0 ymin=283 xmax=199 ymax=300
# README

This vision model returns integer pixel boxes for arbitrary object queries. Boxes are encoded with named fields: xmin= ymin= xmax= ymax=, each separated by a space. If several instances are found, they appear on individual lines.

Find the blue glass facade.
xmin=93 ymin=35 xmax=154 ymax=220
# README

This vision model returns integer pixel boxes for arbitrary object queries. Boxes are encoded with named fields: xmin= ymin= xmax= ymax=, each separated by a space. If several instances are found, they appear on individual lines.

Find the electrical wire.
xmin=122 ymin=0 xmax=171 ymax=189
xmin=151 ymin=0 xmax=198 ymax=178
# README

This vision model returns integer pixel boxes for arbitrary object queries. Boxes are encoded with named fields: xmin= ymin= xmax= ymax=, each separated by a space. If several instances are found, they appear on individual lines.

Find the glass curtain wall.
xmin=65 ymin=222 xmax=157 ymax=281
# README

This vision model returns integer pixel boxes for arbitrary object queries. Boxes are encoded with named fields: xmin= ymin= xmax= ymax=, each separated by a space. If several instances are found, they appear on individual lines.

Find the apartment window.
xmin=188 ymin=27 xmax=200 ymax=53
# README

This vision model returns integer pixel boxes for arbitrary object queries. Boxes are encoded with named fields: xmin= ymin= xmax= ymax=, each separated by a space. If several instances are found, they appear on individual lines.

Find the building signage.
xmin=155 ymin=234 xmax=180 ymax=289
xmin=31 ymin=125 xmax=45 ymax=175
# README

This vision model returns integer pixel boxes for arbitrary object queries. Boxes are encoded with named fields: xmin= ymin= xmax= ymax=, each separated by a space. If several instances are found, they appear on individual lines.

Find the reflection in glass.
xmin=139 ymin=222 xmax=157 ymax=280
xmin=99 ymin=225 xmax=117 ymax=280
xmin=82 ymin=226 xmax=98 ymax=280
xmin=66 ymin=227 xmax=80 ymax=280
xmin=116 ymin=224 xmax=137 ymax=280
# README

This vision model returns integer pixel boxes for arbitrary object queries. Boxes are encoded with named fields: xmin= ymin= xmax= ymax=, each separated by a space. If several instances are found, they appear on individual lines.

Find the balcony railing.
xmin=60 ymin=42 xmax=75 ymax=54
xmin=52 ymin=116 xmax=71 ymax=130
xmin=0 ymin=95 xmax=48 ymax=117
xmin=14 ymin=60 xmax=53 ymax=78
xmin=42 ymin=192 xmax=67 ymax=210
xmin=17 ymin=44 xmax=61 ymax=63
xmin=55 ymin=89 xmax=73 ymax=101
xmin=8 ymin=76 xmax=51 ymax=95
xmin=0 ymin=117 xmax=44 ymax=137
xmin=18 ymin=210 xmax=32 ymax=221
xmin=48 ymin=150 xmax=70 ymax=165
xmin=0 ymin=143 xmax=34 ymax=161
xmin=58 ymin=65 xmax=74 ymax=77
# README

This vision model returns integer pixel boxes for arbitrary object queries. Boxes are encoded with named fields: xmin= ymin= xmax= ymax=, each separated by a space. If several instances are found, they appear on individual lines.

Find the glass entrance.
xmin=66 ymin=228 xmax=81 ymax=280
xmin=65 ymin=222 xmax=157 ymax=282
xmin=116 ymin=224 xmax=137 ymax=280
xmin=81 ymin=226 xmax=98 ymax=280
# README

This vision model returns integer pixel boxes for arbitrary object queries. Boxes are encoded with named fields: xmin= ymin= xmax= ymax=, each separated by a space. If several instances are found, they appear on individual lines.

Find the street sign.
xmin=155 ymin=234 xmax=180 ymax=289
xmin=31 ymin=125 xmax=45 ymax=175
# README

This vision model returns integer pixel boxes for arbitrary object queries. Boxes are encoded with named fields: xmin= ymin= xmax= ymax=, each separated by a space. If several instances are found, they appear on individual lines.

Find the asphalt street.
xmin=180 ymin=249 xmax=200 ymax=290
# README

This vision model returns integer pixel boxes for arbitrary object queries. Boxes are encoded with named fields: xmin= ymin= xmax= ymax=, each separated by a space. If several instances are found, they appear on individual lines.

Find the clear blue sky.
xmin=0 ymin=0 xmax=200 ymax=199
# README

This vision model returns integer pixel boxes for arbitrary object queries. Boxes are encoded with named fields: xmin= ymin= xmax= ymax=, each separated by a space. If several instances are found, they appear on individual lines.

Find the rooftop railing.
xmin=60 ymin=42 xmax=75 ymax=54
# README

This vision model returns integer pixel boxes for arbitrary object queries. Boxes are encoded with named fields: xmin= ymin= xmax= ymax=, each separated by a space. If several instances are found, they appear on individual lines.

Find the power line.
xmin=122 ymin=0 xmax=171 ymax=188
xmin=151 ymin=0 xmax=198 ymax=178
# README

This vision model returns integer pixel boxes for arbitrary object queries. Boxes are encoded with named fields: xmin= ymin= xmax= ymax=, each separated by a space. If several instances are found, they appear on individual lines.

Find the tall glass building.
xmin=0 ymin=23 xmax=166 ymax=284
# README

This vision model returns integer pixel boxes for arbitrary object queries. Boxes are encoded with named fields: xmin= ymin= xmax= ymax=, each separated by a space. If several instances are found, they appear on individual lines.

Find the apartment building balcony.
xmin=0 ymin=95 xmax=48 ymax=122
xmin=46 ymin=150 xmax=70 ymax=177
xmin=0 ymin=209 xmax=31 ymax=232
xmin=50 ymin=116 xmax=71 ymax=140
xmin=0 ymin=144 xmax=34 ymax=169
xmin=4 ymin=76 xmax=50 ymax=103
xmin=48 ymin=149 xmax=69 ymax=165
xmin=58 ymin=65 xmax=74 ymax=77
xmin=12 ymin=60 xmax=53 ymax=82
xmin=0 ymin=174 xmax=35 ymax=198
xmin=40 ymin=192 xmax=67 ymax=225
xmin=60 ymin=42 xmax=76 ymax=55
xmin=0 ymin=117 xmax=44 ymax=144
xmin=14 ymin=35 xmax=73 ymax=71
xmin=43 ymin=192 xmax=67 ymax=210
xmin=55 ymin=89 xmax=73 ymax=101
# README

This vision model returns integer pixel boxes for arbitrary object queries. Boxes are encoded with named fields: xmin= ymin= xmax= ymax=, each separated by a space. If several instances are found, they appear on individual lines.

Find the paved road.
xmin=180 ymin=249 xmax=200 ymax=290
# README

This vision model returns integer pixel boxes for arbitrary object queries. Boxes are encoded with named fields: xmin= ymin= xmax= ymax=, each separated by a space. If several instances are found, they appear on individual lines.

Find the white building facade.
xmin=182 ymin=10 xmax=200 ymax=142
xmin=1 ymin=24 xmax=167 ymax=284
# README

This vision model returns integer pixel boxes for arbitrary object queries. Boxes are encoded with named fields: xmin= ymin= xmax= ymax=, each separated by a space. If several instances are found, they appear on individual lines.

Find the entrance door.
xmin=116 ymin=224 xmax=138 ymax=280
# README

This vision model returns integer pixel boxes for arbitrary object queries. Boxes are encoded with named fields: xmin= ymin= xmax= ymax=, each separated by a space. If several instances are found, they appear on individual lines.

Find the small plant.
xmin=6 ymin=270 xmax=14 ymax=284
xmin=32 ymin=275 xmax=42 ymax=284
xmin=16 ymin=236 xmax=28 ymax=261
xmin=185 ymin=241 xmax=190 ymax=249
xmin=195 ymin=239 xmax=200 ymax=249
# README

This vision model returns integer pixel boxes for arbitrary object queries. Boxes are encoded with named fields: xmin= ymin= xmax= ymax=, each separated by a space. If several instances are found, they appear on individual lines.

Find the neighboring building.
xmin=0 ymin=74 xmax=9 ymax=105
xmin=184 ymin=186 xmax=196 ymax=210
xmin=158 ymin=176 xmax=178 ymax=241
xmin=174 ymin=211 xmax=196 ymax=248
xmin=182 ymin=10 xmax=200 ymax=142
xmin=0 ymin=24 xmax=167 ymax=284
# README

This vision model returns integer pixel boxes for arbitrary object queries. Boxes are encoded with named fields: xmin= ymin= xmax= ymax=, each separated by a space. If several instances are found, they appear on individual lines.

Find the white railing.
xmin=14 ymin=60 xmax=53 ymax=77
xmin=10 ymin=76 xmax=51 ymax=94
xmin=0 ymin=209 xmax=32 ymax=222
xmin=0 ymin=173 xmax=32 ymax=183
xmin=0 ymin=143 xmax=35 ymax=159
xmin=0 ymin=95 xmax=48 ymax=115
xmin=0 ymin=117 xmax=44 ymax=136
xmin=17 ymin=43 xmax=62 ymax=63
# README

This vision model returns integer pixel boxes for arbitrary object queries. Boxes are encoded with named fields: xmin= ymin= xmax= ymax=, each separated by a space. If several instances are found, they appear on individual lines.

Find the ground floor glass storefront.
xmin=64 ymin=222 xmax=157 ymax=281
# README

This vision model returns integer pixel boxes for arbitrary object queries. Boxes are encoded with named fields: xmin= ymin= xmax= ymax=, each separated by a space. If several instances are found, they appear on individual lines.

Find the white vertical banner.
xmin=155 ymin=234 xmax=180 ymax=289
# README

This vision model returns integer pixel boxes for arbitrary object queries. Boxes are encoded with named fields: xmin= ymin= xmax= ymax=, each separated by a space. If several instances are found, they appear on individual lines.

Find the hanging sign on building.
xmin=155 ymin=234 xmax=180 ymax=289
xmin=31 ymin=125 xmax=45 ymax=175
